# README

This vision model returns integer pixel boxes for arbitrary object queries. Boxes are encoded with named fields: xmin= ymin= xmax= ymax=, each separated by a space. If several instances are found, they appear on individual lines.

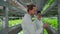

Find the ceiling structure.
xmin=0 ymin=0 xmax=58 ymax=34
xmin=0 ymin=0 xmax=57 ymax=17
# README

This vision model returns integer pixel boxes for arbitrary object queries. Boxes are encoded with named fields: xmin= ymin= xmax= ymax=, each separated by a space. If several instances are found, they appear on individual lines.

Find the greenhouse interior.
xmin=0 ymin=0 xmax=60 ymax=34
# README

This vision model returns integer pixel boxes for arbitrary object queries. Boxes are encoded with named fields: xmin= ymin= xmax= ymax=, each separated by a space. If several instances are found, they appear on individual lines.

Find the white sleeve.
xmin=35 ymin=21 xmax=43 ymax=34
xmin=35 ymin=28 xmax=43 ymax=34
xmin=21 ymin=16 xmax=35 ymax=34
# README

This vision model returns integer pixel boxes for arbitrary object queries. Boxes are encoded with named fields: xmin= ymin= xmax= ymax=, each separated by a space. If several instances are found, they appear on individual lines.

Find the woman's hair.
xmin=27 ymin=4 xmax=36 ymax=12
xmin=37 ymin=11 xmax=41 ymax=14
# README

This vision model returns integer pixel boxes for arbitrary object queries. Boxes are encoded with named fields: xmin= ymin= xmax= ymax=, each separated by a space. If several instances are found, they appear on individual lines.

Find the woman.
xmin=33 ymin=11 xmax=43 ymax=34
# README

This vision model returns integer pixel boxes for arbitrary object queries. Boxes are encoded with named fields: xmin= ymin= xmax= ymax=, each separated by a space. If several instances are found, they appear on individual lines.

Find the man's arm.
xmin=43 ymin=23 xmax=56 ymax=34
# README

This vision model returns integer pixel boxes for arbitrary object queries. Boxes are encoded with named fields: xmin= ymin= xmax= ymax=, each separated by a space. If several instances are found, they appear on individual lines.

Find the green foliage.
xmin=41 ymin=0 xmax=54 ymax=14
xmin=0 ymin=17 xmax=58 ymax=34
xmin=42 ymin=17 xmax=58 ymax=28
xmin=42 ymin=17 xmax=58 ymax=34
xmin=9 ymin=19 xmax=22 ymax=27
xmin=18 ymin=17 xmax=58 ymax=34
xmin=0 ymin=19 xmax=3 ymax=30
xmin=44 ymin=29 xmax=48 ymax=34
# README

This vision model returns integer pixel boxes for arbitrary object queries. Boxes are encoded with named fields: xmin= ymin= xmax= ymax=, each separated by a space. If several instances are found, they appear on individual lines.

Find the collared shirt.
xmin=21 ymin=14 xmax=35 ymax=34
xmin=33 ymin=18 xmax=43 ymax=34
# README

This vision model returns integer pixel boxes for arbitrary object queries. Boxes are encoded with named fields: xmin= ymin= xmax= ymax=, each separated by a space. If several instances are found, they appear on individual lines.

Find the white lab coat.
xmin=33 ymin=18 xmax=43 ymax=34
xmin=21 ymin=14 xmax=35 ymax=34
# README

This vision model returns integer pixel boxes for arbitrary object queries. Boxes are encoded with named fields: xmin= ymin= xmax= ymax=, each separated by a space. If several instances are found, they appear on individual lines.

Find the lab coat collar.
xmin=25 ymin=13 xmax=32 ymax=19
xmin=36 ymin=18 xmax=42 ymax=21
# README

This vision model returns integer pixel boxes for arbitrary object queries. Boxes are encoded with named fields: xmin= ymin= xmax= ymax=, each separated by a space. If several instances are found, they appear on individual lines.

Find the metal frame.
xmin=0 ymin=0 xmax=9 ymax=34
xmin=3 ymin=6 xmax=9 ymax=34
xmin=17 ymin=0 xmax=32 ymax=5
xmin=42 ymin=0 xmax=57 ymax=15
xmin=0 ymin=0 xmax=23 ymax=34
xmin=0 ymin=0 xmax=59 ymax=34
xmin=58 ymin=0 xmax=60 ymax=34
xmin=36 ymin=0 xmax=48 ymax=11
xmin=8 ymin=24 xmax=22 ymax=34
xmin=36 ymin=0 xmax=45 ymax=11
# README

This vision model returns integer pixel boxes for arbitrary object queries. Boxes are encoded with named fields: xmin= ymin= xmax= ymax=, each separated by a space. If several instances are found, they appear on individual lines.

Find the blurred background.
xmin=0 ymin=0 xmax=58 ymax=34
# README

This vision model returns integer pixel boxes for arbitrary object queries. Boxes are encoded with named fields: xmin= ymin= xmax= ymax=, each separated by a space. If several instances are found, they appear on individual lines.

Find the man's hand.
xmin=43 ymin=23 xmax=48 ymax=29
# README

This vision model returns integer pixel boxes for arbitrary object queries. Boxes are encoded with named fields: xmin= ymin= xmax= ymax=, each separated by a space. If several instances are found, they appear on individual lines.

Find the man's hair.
xmin=27 ymin=4 xmax=36 ymax=12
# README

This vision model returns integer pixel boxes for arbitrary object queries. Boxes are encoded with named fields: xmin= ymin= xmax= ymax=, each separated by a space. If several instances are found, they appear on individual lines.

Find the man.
xmin=21 ymin=4 xmax=36 ymax=34
xmin=33 ymin=11 xmax=43 ymax=34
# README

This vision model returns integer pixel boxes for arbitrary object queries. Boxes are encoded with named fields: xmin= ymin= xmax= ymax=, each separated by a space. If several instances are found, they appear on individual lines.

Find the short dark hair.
xmin=27 ymin=4 xmax=36 ymax=12
xmin=37 ymin=11 xmax=41 ymax=14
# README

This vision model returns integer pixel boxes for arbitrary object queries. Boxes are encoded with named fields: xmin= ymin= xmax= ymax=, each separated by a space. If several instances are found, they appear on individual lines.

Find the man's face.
xmin=37 ymin=13 xmax=41 ymax=19
xmin=30 ymin=7 xmax=36 ymax=15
